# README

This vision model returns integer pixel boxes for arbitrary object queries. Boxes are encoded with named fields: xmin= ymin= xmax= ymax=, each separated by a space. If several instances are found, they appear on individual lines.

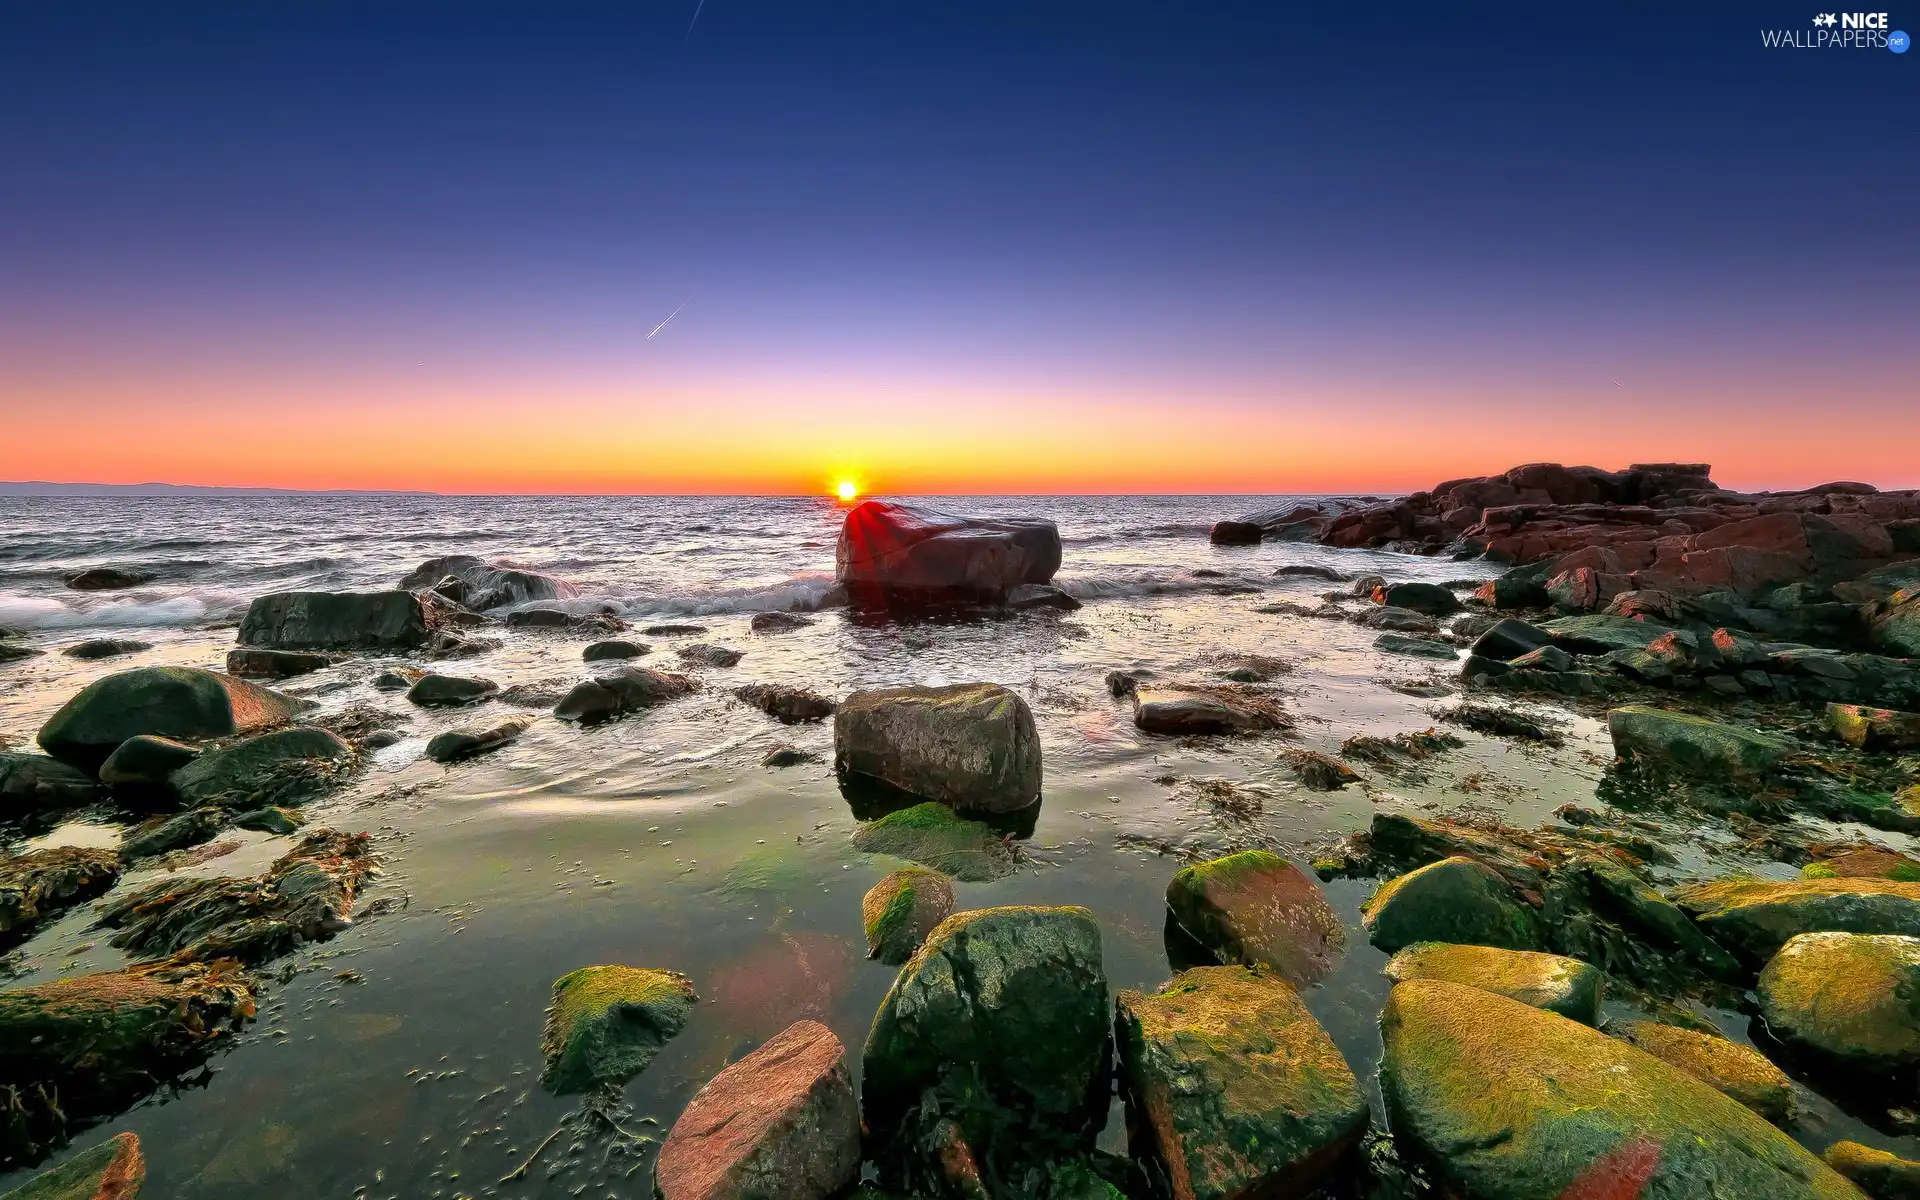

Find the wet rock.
xmin=1758 ymin=932 xmax=1920 ymax=1075
xmin=835 ymin=683 xmax=1041 ymax=814
xmin=1540 ymin=613 xmax=1676 ymax=655
xmin=1280 ymin=749 xmax=1360 ymax=791
xmin=1381 ymin=979 xmax=1859 ymax=1200
xmin=360 ymin=730 xmax=402 ymax=750
xmin=1361 ymin=856 xmax=1539 ymax=954
xmin=1383 ymin=943 xmax=1601 ymax=1023
xmin=1607 ymin=1020 xmax=1794 ymax=1122
xmin=552 ymin=667 xmax=697 ymax=725
xmin=1104 ymin=670 xmax=1142 ymax=698
xmin=1807 ymin=847 xmax=1920 ymax=882
xmin=231 ymin=806 xmax=306 ymax=835
xmin=762 ymin=744 xmax=818 ymax=768
xmin=851 ymin=804 xmax=1012 ymax=882
xmin=0 ymin=847 xmax=121 ymax=950
xmin=1273 ymin=564 xmax=1349 ymax=582
xmin=1831 ymin=704 xmax=1920 ymax=751
xmin=677 ymin=643 xmax=744 ymax=668
xmin=655 ymin=1018 xmax=860 ymax=1200
xmin=1209 ymin=520 xmax=1263 ymax=545
xmin=0 ymin=754 xmax=97 ymax=810
xmin=837 ymin=500 xmax=1062 ymax=607
xmin=0 ymin=961 xmax=254 ymax=1165
xmin=97 ymin=829 xmax=374 ymax=964
xmin=238 ymin=590 xmax=439 ymax=650
xmin=169 ymin=727 xmax=354 ymax=808
xmin=644 ymin=623 xmax=708 ymax=636
xmin=1671 ymin=877 xmax=1920 ymax=962
xmin=1339 ymin=728 xmax=1462 ymax=769
xmin=1005 ymin=583 xmax=1081 ymax=610
xmin=61 ymin=638 xmax=151 ymax=661
xmin=1115 ymin=965 xmax=1367 ymax=1198
xmin=1507 ymin=643 xmax=1575 ymax=672
xmin=539 ymin=965 xmax=696 ymax=1094
xmin=1373 ymin=632 xmax=1457 ymax=659
xmin=1823 ymin=1141 xmax=1920 ymax=1199
xmin=404 ymin=674 xmax=497 ymax=707
xmin=397 ymin=555 xmax=577 ymax=610
xmin=1132 ymin=687 xmax=1287 ymax=736
xmin=371 ymin=667 xmax=423 ymax=691
xmin=0 ymin=642 xmax=41 ymax=665
xmin=120 ymin=807 xmax=227 ymax=861
xmin=1 ymin=1130 xmax=146 ymax=1199
xmin=862 ymin=906 xmax=1109 ymax=1186
xmin=36 ymin=667 xmax=298 ymax=771
xmin=735 ymin=683 xmax=836 ymax=724
xmin=1354 ymin=606 xmax=1439 ymax=633
xmin=425 ymin=718 xmax=529 ymax=763
xmin=426 ymin=630 xmax=497 ymax=657
xmin=1468 ymin=618 xmax=1555 ymax=661
xmin=582 ymin=639 xmax=648 ymax=661
xmin=1608 ymin=705 xmax=1790 ymax=779
xmin=862 ymin=868 xmax=956 ymax=964
xmin=63 ymin=567 xmax=153 ymax=591
xmin=750 ymin=611 xmax=815 ymax=633
xmin=224 ymin=648 xmax=338 ymax=680
xmin=1165 ymin=851 xmax=1345 ymax=986
xmin=1439 ymin=702 xmax=1558 ymax=743
xmin=1372 ymin=581 xmax=1459 ymax=616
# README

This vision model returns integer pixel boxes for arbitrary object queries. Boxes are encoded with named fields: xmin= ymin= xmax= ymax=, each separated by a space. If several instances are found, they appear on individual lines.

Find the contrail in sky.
xmin=684 ymin=0 xmax=707 ymax=44
xmin=648 ymin=296 xmax=693 ymax=340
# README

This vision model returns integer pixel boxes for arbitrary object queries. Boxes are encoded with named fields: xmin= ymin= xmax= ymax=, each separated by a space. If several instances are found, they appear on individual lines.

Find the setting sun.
xmin=836 ymin=480 xmax=859 ymax=501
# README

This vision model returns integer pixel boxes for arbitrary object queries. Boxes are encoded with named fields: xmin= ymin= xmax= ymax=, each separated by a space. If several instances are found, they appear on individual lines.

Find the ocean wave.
xmin=617 ymin=573 xmax=847 ymax=618
xmin=1056 ymin=569 xmax=1268 ymax=600
xmin=1060 ymin=522 xmax=1214 ymax=546
xmin=0 ymin=588 xmax=250 ymax=630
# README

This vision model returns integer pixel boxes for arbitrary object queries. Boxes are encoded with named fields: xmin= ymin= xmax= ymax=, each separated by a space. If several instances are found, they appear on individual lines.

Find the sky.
xmin=1 ymin=1 xmax=1914 ymax=495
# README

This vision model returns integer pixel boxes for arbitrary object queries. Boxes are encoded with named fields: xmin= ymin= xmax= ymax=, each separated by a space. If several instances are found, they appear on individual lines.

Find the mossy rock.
xmin=168 ymin=727 xmax=354 ymax=808
xmin=1361 ymin=857 xmax=1539 ymax=955
xmin=120 ymin=807 xmax=227 ymax=861
xmin=1115 ymin=965 xmax=1368 ymax=1198
xmin=1671 ymin=877 xmax=1920 ymax=963
xmin=1607 ymin=705 xmax=1790 ymax=779
xmin=1804 ymin=847 xmax=1920 ymax=883
xmin=862 ymin=868 xmax=956 ymax=965
xmin=36 ymin=666 xmax=297 ymax=771
xmin=539 ymin=965 xmax=695 ymax=1094
xmin=1383 ymin=943 xmax=1601 ymax=1024
xmin=1165 ymin=850 xmax=1345 ymax=986
xmin=0 ymin=847 xmax=122 ymax=948
xmin=1822 ymin=1140 xmax=1920 ymax=1198
xmin=1 ymin=1131 xmax=145 ymax=1199
xmin=1380 ymin=979 xmax=1861 ymax=1199
xmin=1608 ymin=1021 xmax=1794 ymax=1123
xmin=851 ymin=803 xmax=1012 ymax=882
xmin=1757 ymin=932 xmax=1920 ymax=1075
xmin=1830 ymin=703 xmax=1920 ymax=751
xmin=834 ymin=682 xmax=1042 ymax=814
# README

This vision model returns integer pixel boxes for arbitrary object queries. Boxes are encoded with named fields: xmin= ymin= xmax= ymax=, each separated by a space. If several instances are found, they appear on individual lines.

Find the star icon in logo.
xmin=1813 ymin=12 xmax=1838 ymax=25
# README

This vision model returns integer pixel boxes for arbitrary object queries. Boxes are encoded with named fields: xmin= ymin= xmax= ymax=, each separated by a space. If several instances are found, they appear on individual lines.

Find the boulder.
xmin=1115 ymin=966 xmax=1368 ymax=1200
xmin=582 ymin=639 xmax=648 ymax=661
xmin=1273 ymin=564 xmax=1350 ymax=582
xmin=237 ymin=590 xmax=438 ymax=650
xmin=1132 ymin=688 xmax=1285 ymax=736
xmin=1164 ymin=851 xmax=1345 ymax=987
xmin=426 ymin=719 xmax=530 ymax=763
xmin=396 ymin=555 xmax=577 ymax=610
xmin=836 ymin=500 xmax=1062 ymax=606
xmin=1373 ymin=582 xmax=1460 ymax=616
xmin=119 ymin=807 xmax=226 ymax=860
xmin=1383 ymin=943 xmax=1601 ymax=1024
xmin=0 ymin=753 xmax=97 ymax=810
xmin=1208 ymin=521 xmax=1263 ymax=545
xmin=1361 ymin=857 xmax=1539 ymax=954
xmin=505 ymin=607 xmax=625 ymax=632
xmin=750 ymin=611 xmax=814 ymax=633
xmin=851 ymin=804 xmax=1012 ymax=882
xmin=61 ymin=638 xmax=150 ymax=660
xmin=1380 ymin=979 xmax=1861 ymax=1200
xmin=1374 ymin=633 xmax=1457 ymax=659
xmin=1874 ymin=595 xmax=1920 ymax=658
xmin=1 ymin=1130 xmax=146 ymax=1199
xmin=1607 ymin=1021 xmax=1794 ymax=1123
xmin=1671 ymin=877 xmax=1920 ymax=962
xmin=405 ymin=674 xmax=498 ymax=706
xmin=862 ymin=868 xmax=956 ymax=965
xmin=168 ymin=727 xmax=353 ymax=807
xmin=224 ymin=648 xmax=337 ymax=680
xmin=552 ymin=668 xmax=697 ymax=725
xmin=677 ymin=643 xmax=744 ymax=668
xmin=834 ymin=683 xmax=1041 ymax=814
xmin=1757 ymin=932 xmax=1920 ymax=1075
xmin=735 ymin=683 xmax=836 ymax=724
xmin=62 ymin=567 xmax=151 ymax=591
xmin=1823 ymin=1141 xmax=1920 ymax=1199
xmin=0 ymin=847 xmax=121 ymax=949
xmin=655 ymin=1019 xmax=861 ymax=1200
xmin=862 ymin=907 xmax=1109 ymax=1181
xmin=539 ymin=965 xmax=696 ymax=1095
xmin=1608 ymin=706 xmax=1790 ymax=779
xmin=97 ymin=735 xmax=199 ymax=788
xmin=36 ymin=667 xmax=298 ymax=771
xmin=1830 ymin=704 xmax=1920 ymax=751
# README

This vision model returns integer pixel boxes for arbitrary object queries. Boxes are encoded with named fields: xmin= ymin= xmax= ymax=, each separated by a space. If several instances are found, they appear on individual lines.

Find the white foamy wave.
xmin=615 ymin=574 xmax=846 ymax=618
xmin=0 ymin=589 xmax=249 ymax=630
xmin=1060 ymin=522 xmax=1214 ymax=546
xmin=1056 ymin=570 xmax=1269 ymax=600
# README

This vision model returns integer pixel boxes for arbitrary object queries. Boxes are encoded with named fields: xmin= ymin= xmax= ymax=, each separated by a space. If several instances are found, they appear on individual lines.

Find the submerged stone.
xmin=540 ymin=965 xmax=696 ymax=1095
xmin=850 ymin=803 xmax=1012 ymax=882
xmin=1607 ymin=1020 xmax=1794 ymax=1123
xmin=552 ymin=667 xmax=698 ymax=725
xmin=835 ymin=683 xmax=1041 ymax=814
xmin=36 ymin=667 xmax=297 ymax=771
xmin=1280 ymin=750 xmax=1360 ymax=791
xmin=61 ymin=638 xmax=151 ymax=661
xmin=677 ymin=643 xmax=744 ymax=668
xmin=0 ymin=847 xmax=121 ymax=950
xmin=1373 ymin=632 xmax=1457 ymax=660
xmin=0 ymin=1131 xmax=146 ymax=1200
xmin=1757 ymin=932 xmax=1920 ymax=1075
xmin=1361 ymin=856 xmax=1538 ymax=954
xmin=735 ymin=683 xmax=836 ymax=724
xmin=1383 ymin=943 xmax=1601 ymax=1024
xmin=425 ymin=718 xmax=529 ymax=763
xmin=168 ymin=727 xmax=353 ymax=808
xmin=224 ymin=648 xmax=338 ymax=680
xmin=1671 ymin=877 xmax=1920 ymax=962
xmin=1164 ymin=851 xmax=1345 ymax=987
xmin=1607 ymin=705 xmax=1790 ymax=779
xmin=861 ymin=868 xmax=956 ymax=965
xmin=1115 ymin=965 xmax=1368 ymax=1200
xmin=405 ymin=674 xmax=497 ymax=706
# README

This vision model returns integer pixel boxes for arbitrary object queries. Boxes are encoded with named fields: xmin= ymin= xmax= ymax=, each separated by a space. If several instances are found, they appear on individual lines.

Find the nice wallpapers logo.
xmin=1762 ymin=11 xmax=1911 ymax=49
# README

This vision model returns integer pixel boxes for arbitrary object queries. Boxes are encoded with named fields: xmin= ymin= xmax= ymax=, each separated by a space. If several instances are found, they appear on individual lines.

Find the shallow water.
xmin=0 ymin=495 xmax=1911 ymax=1196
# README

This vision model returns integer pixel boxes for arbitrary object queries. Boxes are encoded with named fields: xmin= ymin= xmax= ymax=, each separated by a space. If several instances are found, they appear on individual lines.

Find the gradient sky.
xmin=1 ymin=1 xmax=1913 ymax=494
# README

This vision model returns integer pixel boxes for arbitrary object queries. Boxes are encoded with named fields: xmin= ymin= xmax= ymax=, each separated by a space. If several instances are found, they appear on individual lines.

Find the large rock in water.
xmin=1608 ymin=705 xmax=1790 ymax=779
xmin=1164 ymin=851 xmax=1345 ymax=986
xmin=861 ymin=906 xmax=1109 ymax=1184
xmin=1380 ymin=979 xmax=1862 ymax=1200
xmin=552 ymin=667 xmax=697 ymax=725
xmin=396 ymin=554 xmax=577 ymax=610
xmin=654 ymin=1019 xmax=861 ymax=1200
xmin=834 ymin=683 xmax=1041 ymax=814
xmin=237 ymin=590 xmax=437 ymax=650
xmin=540 ymin=965 xmax=696 ymax=1094
xmin=1383 ymin=942 xmax=1601 ymax=1024
xmin=0 ymin=754 xmax=97 ymax=810
xmin=1115 ymin=965 xmax=1368 ymax=1200
xmin=36 ymin=667 xmax=297 ymax=771
xmin=1607 ymin=1021 xmax=1795 ymax=1123
xmin=862 ymin=868 xmax=956 ymax=965
xmin=1670 ymin=877 xmax=1920 ymax=962
xmin=1823 ymin=1141 xmax=1920 ymax=1198
xmin=168 ymin=727 xmax=353 ymax=807
xmin=1361 ymin=856 xmax=1539 ymax=954
xmin=2 ymin=1131 xmax=146 ymax=1199
xmin=1757 ymin=932 xmax=1920 ymax=1075
xmin=836 ymin=500 xmax=1061 ymax=607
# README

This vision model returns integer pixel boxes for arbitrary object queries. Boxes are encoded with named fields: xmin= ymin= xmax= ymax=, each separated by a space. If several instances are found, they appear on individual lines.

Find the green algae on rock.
xmin=1822 ymin=1140 xmax=1920 ymax=1198
xmin=1383 ymin=942 xmax=1601 ymax=1024
xmin=539 ymin=965 xmax=696 ymax=1094
xmin=851 ymin=803 xmax=1013 ymax=882
xmin=834 ymin=682 xmax=1042 ymax=814
xmin=1830 ymin=703 xmax=1920 ymax=751
xmin=1165 ymin=851 xmax=1345 ymax=987
xmin=1757 ymin=932 xmax=1920 ymax=1075
xmin=36 ymin=666 xmax=299 ymax=771
xmin=168 ymin=726 xmax=354 ymax=808
xmin=0 ymin=1131 xmax=145 ymax=1200
xmin=1380 ymin=979 xmax=1861 ymax=1200
xmin=1607 ymin=705 xmax=1790 ymax=779
xmin=862 ymin=906 xmax=1109 ymax=1191
xmin=1607 ymin=1020 xmax=1795 ymax=1123
xmin=1671 ymin=877 xmax=1920 ymax=963
xmin=861 ymin=868 xmax=956 ymax=965
xmin=1361 ymin=856 xmax=1539 ymax=954
xmin=0 ymin=847 xmax=121 ymax=950
xmin=1114 ymin=965 xmax=1367 ymax=1199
